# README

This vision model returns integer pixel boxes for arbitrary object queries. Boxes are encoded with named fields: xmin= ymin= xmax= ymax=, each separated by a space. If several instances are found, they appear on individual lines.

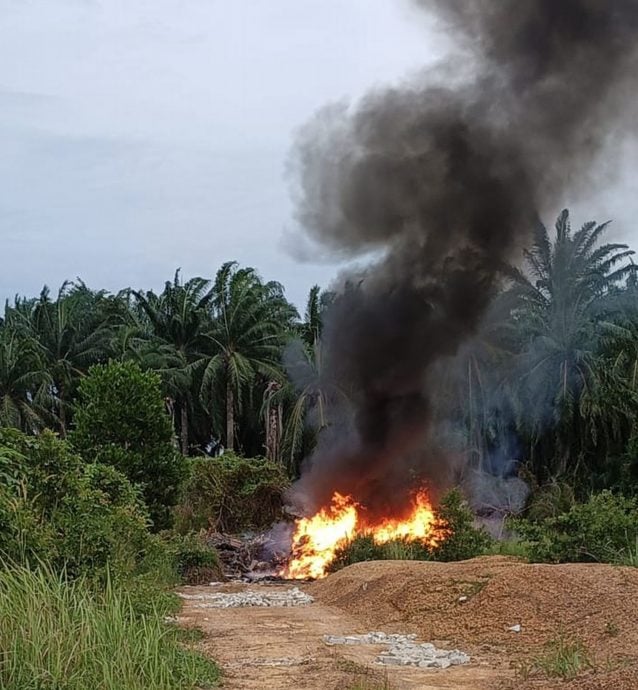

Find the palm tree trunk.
xmin=180 ymin=403 xmax=188 ymax=455
xmin=58 ymin=381 xmax=67 ymax=438
xmin=226 ymin=382 xmax=234 ymax=451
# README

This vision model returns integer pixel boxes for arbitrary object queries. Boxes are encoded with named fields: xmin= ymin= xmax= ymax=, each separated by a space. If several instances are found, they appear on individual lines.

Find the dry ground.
xmin=178 ymin=556 xmax=638 ymax=690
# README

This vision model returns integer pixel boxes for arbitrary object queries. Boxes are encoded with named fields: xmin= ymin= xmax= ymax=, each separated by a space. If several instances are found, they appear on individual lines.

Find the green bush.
xmin=0 ymin=564 xmax=219 ymax=690
xmin=511 ymin=490 xmax=638 ymax=564
xmin=162 ymin=532 xmax=223 ymax=584
xmin=327 ymin=489 xmax=492 ymax=572
xmin=175 ymin=453 xmax=289 ymax=533
xmin=0 ymin=428 xmax=154 ymax=580
xmin=433 ymin=489 xmax=493 ymax=562
xmin=70 ymin=361 xmax=185 ymax=530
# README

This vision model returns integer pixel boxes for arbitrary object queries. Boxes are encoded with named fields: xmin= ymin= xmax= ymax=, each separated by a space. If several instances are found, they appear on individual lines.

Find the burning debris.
xmin=285 ymin=489 xmax=447 ymax=579
xmin=282 ymin=0 xmax=638 ymax=546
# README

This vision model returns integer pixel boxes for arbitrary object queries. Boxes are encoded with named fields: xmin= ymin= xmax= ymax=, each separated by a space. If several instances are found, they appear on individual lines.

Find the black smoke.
xmin=287 ymin=0 xmax=638 ymax=516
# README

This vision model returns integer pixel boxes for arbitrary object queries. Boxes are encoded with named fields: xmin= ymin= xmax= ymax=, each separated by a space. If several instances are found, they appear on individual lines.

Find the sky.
xmin=1 ymin=0 xmax=637 ymax=311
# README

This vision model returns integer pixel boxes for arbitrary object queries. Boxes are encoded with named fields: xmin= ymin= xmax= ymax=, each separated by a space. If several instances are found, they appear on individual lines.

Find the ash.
xmin=178 ymin=587 xmax=313 ymax=608
xmin=324 ymin=633 xmax=469 ymax=669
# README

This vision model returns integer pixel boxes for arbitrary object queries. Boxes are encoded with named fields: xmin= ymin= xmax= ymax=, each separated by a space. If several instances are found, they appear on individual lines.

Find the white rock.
xmin=179 ymin=588 xmax=313 ymax=608
xmin=508 ymin=624 xmax=522 ymax=633
xmin=432 ymin=658 xmax=452 ymax=669
xmin=326 ymin=631 xmax=470 ymax=669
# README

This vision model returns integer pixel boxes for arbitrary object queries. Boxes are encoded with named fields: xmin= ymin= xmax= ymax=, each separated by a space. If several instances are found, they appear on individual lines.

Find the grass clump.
xmin=517 ymin=633 xmax=593 ymax=681
xmin=0 ymin=564 xmax=219 ymax=690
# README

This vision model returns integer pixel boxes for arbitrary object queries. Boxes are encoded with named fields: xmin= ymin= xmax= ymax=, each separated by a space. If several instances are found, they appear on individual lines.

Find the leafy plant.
xmin=511 ymin=490 xmax=638 ymax=563
xmin=70 ymin=360 xmax=184 ymax=530
xmin=0 ymin=428 xmax=155 ymax=581
xmin=175 ymin=453 xmax=289 ymax=533
xmin=432 ymin=489 xmax=493 ymax=561
xmin=163 ymin=532 xmax=223 ymax=584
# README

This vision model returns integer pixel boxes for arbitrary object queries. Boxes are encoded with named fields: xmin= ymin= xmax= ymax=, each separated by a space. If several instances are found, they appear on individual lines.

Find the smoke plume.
xmin=288 ymin=0 xmax=638 ymax=516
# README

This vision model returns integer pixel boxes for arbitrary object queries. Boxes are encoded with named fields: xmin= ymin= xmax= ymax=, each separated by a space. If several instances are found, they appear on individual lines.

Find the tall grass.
xmin=0 ymin=564 xmax=219 ymax=690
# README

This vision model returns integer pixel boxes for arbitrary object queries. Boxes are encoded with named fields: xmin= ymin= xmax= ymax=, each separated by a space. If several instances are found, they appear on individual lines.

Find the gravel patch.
xmin=178 ymin=587 xmax=313 ymax=608
xmin=324 ymin=632 xmax=470 ymax=668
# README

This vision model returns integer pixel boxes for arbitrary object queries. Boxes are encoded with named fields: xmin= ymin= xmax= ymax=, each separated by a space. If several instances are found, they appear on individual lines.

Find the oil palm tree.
xmin=0 ymin=325 xmax=52 ymax=431
xmin=505 ymin=209 xmax=637 ymax=478
xmin=133 ymin=271 xmax=213 ymax=454
xmin=200 ymin=262 xmax=297 ymax=452
xmin=5 ymin=283 xmax=112 ymax=435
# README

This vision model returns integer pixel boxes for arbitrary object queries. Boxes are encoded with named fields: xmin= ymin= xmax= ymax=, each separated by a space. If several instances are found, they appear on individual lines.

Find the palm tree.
xmin=299 ymin=285 xmax=334 ymax=347
xmin=504 ymin=209 xmax=637 ymax=479
xmin=265 ymin=286 xmax=342 ymax=471
xmin=201 ymin=262 xmax=297 ymax=453
xmin=5 ymin=283 xmax=113 ymax=435
xmin=0 ymin=325 xmax=51 ymax=431
xmin=133 ymin=271 xmax=213 ymax=454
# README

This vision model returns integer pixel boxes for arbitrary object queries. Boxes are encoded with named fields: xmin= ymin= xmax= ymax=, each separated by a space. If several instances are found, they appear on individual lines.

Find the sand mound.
xmin=310 ymin=556 xmax=638 ymax=687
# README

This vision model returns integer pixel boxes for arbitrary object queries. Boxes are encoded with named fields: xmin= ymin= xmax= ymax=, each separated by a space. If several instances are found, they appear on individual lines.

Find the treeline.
xmin=3 ymin=210 xmax=638 ymax=506
xmin=0 ymin=261 xmax=323 ymax=469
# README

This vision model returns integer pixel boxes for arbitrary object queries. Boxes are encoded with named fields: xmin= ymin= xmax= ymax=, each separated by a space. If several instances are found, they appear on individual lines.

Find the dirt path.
xmin=177 ymin=582 xmax=510 ymax=690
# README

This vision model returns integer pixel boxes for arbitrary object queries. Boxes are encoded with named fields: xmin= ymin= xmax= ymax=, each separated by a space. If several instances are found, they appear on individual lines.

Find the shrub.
xmin=511 ymin=490 xmax=638 ymax=563
xmin=433 ymin=489 xmax=493 ymax=562
xmin=70 ymin=361 xmax=185 ymax=530
xmin=175 ymin=453 xmax=289 ymax=533
xmin=0 ymin=428 xmax=155 ymax=580
xmin=0 ymin=564 xmax=219 ymax=690
xmin=162 ymin=532 xmax=223 ymax=584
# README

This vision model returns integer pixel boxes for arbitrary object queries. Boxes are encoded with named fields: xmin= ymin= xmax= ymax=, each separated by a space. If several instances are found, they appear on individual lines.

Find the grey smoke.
xmin=288 ymin=0 xmax=638 ymax=516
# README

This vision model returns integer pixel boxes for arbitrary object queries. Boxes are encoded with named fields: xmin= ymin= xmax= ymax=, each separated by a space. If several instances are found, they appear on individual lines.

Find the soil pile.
xmin=310 ymin=556 xmax=638 ymax=687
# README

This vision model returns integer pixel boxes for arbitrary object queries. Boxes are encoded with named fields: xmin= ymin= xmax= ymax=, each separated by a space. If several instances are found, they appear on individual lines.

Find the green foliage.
xmin=175 ymin=453 xmax=289 ymax=533
xmin=0 ymin=428 xmax=154 ymax=580
xmin=512 ymin=490 xmax=638 ymax=564
xmin=161 ymin=532 xmax=223 ymax=584
xmin=327 ymin=489 xmax=492 ymax=572
xmin=525 ymin=480 xmax=577 ymax=521
xmin=200 ymin=261 xmax=298 ymax=452
xmin=484 ymin=538 xmax=530 ymax=559
xmin=0 ymin=564 xmax=219 ymax=690
xmin=4 ymin=281 xmax=116 ymax=435
xmin=433 ymin=489 xmax=493 ymax=562
xmin=70 ymin=360 xmax=184 ymax=530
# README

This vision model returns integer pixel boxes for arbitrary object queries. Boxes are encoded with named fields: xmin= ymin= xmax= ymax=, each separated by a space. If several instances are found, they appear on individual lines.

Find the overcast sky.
xmin=2 ymin=1 xmax=637 ymax=310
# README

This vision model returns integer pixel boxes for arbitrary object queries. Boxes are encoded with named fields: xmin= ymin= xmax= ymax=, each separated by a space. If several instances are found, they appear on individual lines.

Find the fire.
xmin=284 ymin=489 xmax=447 ymax=579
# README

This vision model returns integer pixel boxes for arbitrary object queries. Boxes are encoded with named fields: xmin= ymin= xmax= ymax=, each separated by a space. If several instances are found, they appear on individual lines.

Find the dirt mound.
xmin=310 ymin=556 xmax=638 ymax=686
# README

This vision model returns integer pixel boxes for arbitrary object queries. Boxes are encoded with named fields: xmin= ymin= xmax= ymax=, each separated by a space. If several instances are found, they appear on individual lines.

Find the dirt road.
xmin=177 ymin=581 xmax=510 ymax=690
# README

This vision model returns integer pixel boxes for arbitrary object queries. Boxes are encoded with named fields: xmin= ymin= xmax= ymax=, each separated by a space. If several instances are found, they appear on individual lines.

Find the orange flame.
xmin=284 ymin=489 xmax=447 ymax=579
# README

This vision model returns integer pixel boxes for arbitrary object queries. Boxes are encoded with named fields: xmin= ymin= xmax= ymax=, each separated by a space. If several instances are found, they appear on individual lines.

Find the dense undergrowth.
xmin=175 ymin=453 xmax=289 ymax=534
xmin=328 ymin=489 xmax=638 ymax=572
xmin=0 ymin=363 xmax=222 ymax=689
